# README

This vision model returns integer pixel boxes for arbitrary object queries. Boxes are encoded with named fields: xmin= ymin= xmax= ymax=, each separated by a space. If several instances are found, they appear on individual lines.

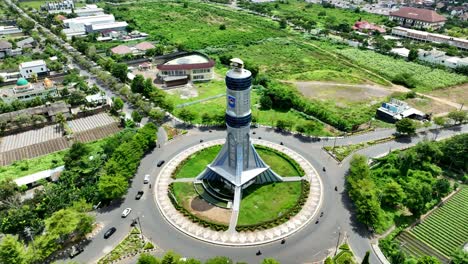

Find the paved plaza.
xmin=155 ymin=139 xmax=323 ymax=246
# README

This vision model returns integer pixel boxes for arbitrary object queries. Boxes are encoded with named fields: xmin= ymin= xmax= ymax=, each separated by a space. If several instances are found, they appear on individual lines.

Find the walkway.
xmin=14 ymin=165 xmax=65 ymax=186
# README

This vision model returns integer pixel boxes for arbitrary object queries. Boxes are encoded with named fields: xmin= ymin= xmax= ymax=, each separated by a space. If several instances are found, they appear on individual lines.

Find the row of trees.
xmin=137 ymin=251 xmax=281 ymax=264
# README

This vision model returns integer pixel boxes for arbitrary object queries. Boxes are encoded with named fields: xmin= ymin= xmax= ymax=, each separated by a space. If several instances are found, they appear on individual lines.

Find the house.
xmin=16 ymin=37 xmax=36 ymax=49
xmin=74 ymin=5 xmax=104 ymax=17
xmin=42 ymin=0 xmax=74 ymax=14
xmin=352 ymin=20 xmax=386 ymax=33
xmin=0 ymin=41 xmax=12 ymax=59
xmin=377 ymin=99 xmax=426 ymax=122
xmin=19 ymin=60 xmax=48 ymax=78
xmin=0 ymin=78 xmax=58 ymax=103
xmin=110 ymin=45 xmax=132 ymax=55
xmin=134 ymin=42 xmax=155 ymax=52
xmin=0 ymin=26 xmax=22 ymax=35
xmin=157 ymin=51 xmax=215 ymax=87
xmin=418 ymin=49 xmax=468 ymax=68
xmin=389 ymin=7 xmax=446 ymax=29
xmin=0 ymin=101 xmax=70 ymax=125
xmin=391 ymin=27 xmax=468 ymax=50
xmin=85 ymin=93 xmax=110 ymax=106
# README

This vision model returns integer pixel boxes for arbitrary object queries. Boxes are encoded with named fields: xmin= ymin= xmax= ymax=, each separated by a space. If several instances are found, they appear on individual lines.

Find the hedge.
xmin=235 ymin=180 xmax=310 ymax=232
xmin=167 ymin=183 xmax=229 ymax=231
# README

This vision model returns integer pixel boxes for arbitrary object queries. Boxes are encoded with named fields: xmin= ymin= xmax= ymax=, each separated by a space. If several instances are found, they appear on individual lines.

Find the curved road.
xmin=68 ymin=124 xmax=467 ymax=264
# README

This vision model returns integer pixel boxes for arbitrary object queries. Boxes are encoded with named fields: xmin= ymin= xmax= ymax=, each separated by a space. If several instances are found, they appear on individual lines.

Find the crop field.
xmin=109 ymin=1 xmax=287 ymax=50
xmin=337 ymin=49 xmax=468 ymax=92
xmin=396 ymin=188 xmax=468 ymax=263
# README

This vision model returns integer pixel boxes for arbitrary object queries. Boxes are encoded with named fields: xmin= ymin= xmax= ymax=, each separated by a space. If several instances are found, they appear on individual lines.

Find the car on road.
xmin=135 ymin=191 xmax=144 ymax=200
xmin=69 ymin=245 xmax=84 ymax=258
xmin=157 ymin=160 xmax=165 ymax=167
xmin=144 ymin=174 xmax=150 ymax=184
xmin=121 ymin=208 xmax=132 ymax=218
xmin=103 ymin=227 xmax=116 ymax=239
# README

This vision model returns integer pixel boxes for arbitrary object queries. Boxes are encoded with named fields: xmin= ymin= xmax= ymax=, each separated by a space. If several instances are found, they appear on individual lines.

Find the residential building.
xmin=0 ymin=41 xmax=12 ymax=59
xmin=352 ymin=20 xmax=386 ymax=33
xmin=0 ymin=78 xmax=58 ymax=103
xmin=391 ymin=27 xmax=468 ymax=50
xmin=0 ymin=26 xmax=22 ymax=35
xmin=134 ymin=42 xmax=155 ymax=52
xmin=19 ymin=60 xmax=48 ymax=78
xmin=418 ymin=49 xmax=468 ymax=68
xmin=85 ymin=93 xmax=110 ymax=106
xmin=84 ymin=21 xmax=128 ymax=34
xmin=16 ymin=37 xmax=36 ymax=49
xmin=109 ymin=42 xmax=155 ymax=56
xmin=110 ymin=45 xmax=132 ymax=55
xmin=389 ymin=7 xmax=446 ymax=29
xmin=157 ymin=52 xmax=215 ymax=87
xmin=377 ymin=99 xmax=426 ymax=122
xmin=0 ymin=101 xmax=70 ymax=124
xmin=74 ymin=5 xmax=104 ymax=17
xmin=42 ymin=0 xmax=74 ymax=14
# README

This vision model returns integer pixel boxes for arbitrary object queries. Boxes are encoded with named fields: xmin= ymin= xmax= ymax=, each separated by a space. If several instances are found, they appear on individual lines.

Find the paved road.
xmin=67 ymin=124 xmax=466 ymax=264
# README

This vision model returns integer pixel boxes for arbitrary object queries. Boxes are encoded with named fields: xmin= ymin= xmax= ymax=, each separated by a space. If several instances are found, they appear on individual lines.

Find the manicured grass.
xmin=98 ymin=228 xmax=145 ymax=264
xmin=173 ymin=144 xmax=304 ymax=178
xmin=333 ymin=250 xmax=357 ymax=264
xmin=237 ymin=182 xmax=302 ymax=225
xmin=0 ymin=139 xmax=106 ymax=181
xmin=172 ymin=182 xmax=198 ymax=206
xmin=166 ymin=79 xmax=226 ymax=106
xmin=173 ymin=145 xmax=222 ymax=179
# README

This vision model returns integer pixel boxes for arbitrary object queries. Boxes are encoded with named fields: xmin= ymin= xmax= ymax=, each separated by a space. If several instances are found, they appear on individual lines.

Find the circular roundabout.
xmin=154 ymin=138 xmax=323 ymax=246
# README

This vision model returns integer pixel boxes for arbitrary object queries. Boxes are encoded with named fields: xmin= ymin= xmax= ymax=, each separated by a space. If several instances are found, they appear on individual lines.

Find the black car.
xmin=69 ymin=246 xmax=84 ymax=258
xmin=157 ymin=160 xmax=165 ymax=167
xmin=104 ymin=227 xmax=116 ymax=239
xmin=135 ymin=190 xmax=144 ymax=200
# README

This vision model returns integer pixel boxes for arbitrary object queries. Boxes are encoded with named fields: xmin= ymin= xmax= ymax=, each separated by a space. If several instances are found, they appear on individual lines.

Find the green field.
xmin=20 ymin=0 xmax=85 ymax=9
xmin=237 ymin=181 xmax=302 ymax=225
xmin=173 ymin=144 xmax=304 ymax=178
xmin=396 ymin=188 xmax=468 ymax=263
xmin=337 ymin=49 xmax=468 ymax=92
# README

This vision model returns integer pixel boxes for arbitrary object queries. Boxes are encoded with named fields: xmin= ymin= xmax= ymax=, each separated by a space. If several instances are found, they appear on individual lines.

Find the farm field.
xmin=396 ymin=188 xmax=468 ymax=263
xmin=336 ymin=49 xmax=468 ymax=92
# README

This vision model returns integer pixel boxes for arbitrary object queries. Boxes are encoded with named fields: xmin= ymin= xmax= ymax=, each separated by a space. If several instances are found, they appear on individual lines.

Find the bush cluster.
xmin=168 ymin=183 xmax=229 ymax=231
xmin=236 ymin=180 xmax=310 ymax=232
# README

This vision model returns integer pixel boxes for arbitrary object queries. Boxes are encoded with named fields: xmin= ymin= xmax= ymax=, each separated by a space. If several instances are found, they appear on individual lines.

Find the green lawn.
xmin=237 ymin=181 xmax=302 ymax=225
xmin=172 ymin=182 xmax=198 ymax=206
xmin=173 ymin=144 xmax=304 ymax=178
xmin=167 ymin=78 xmax=226 ymax=106
xmin=0 ymin=139 xmax=106 ymax=181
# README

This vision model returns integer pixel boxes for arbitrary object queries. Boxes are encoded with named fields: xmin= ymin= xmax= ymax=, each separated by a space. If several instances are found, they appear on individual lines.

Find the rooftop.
xmin=0 ymin=40 xmax=12 ymax=49
xmin=110 ymin=45 xmax=132 ymax=55
xmin=90 ymin=21 xmax=128 ymax=31
xmin=135 ymin=41 xmax=155 ymax=51
xmin=390 ymin=7 xmax=446 ymax=23
xmin=19 ymin=60 xmax=47 ymax=69
xmin=157 ymin=52 xmax=215 ymax=71
xmin=64 ymin=14 xmax=114 ymax=23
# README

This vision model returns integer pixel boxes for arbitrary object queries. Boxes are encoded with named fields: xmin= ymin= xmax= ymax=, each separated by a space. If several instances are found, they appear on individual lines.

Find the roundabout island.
xmin=154 ymin=58 xmax=323 ymax=246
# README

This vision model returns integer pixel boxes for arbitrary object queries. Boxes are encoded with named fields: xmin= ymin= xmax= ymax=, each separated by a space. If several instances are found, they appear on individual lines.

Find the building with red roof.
xmin=389 ymin=7 xmax=447 ymax=29
xmin=156 ymin=52 xmax=215 ymax=87
xmin=135 ymin=42 xmax=155 ymax=51
xmin=352 ymin=21 xmax=386 ymax=33
xmin=110 ymin=45 xmax=132 ymax=55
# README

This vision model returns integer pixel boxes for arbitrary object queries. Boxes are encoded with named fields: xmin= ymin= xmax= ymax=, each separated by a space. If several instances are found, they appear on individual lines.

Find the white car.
xmin=121 ymin=208 xmax=132 ymax=218
xmin=144 ymin=174 xmax=150 ymax=184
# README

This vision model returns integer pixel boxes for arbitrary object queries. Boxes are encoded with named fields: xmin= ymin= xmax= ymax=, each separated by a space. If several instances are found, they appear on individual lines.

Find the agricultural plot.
xmin=396 ymin=188 xmax=468 ymax=263
xmin=337 ymin=49 xmax=468 ymax=92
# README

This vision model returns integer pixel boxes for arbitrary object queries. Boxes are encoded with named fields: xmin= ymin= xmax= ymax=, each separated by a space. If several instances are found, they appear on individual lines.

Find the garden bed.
xmin=98 ymin=228 xmax=147 ymax=264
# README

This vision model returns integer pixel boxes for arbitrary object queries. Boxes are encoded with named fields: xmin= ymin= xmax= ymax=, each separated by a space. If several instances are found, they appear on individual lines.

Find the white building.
xmin=74 ymin=5 xmax=104 ymax=17
xmin=42 ymin=0 xmax=74 ymax=14
xmin=0 ymin=26 xmax=22 ymax=35
xmin=0 ymin=78 xmax=58 ymax=103
xmin=85 ymin=21 xmax=128 ymax=33
xmin=418 ymin=49 xmax=468 ymax=69
xmin=19 ymin=60 xmax=48 ymax=78
xmin=63 ymin=14 xmax=115 ymax=36
xmin=392 ymin=27 xmax=468 ymax=50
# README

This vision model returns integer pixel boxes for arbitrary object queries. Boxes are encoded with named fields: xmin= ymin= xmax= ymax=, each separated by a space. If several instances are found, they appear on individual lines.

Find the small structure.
xmin=134 ymin=42 xmax=155 ymax=52
xmin=19 ymin=60 xmax=48 ymax=78
xmin=0 ymin=78 xmax=58 ymax=103
xmin=389 ymin=7 xmax=447 ymax=29
xmin=352 ymin=20 xmax=386 ymax=33
xmin=138 ymin=62 xmax=152 ymax=71
xmin=16 ymin=37 xmax=36 ymax=49
xmin=0 ymin=26 xmax=22 ymax=35
xmin=157 ymin=51 xmax=215 ymax=87
xmin=85 ymin=93 xmax=110 ymax=107
xmin=0 ymin=101 xmax=70 ymax=125
xmin=377 ymin=99 xmax=426 ymax=122
xmin=0 ymin=40 xmax=13 ymax=59
xmin=74 ymin=4 xmax=104 ymax=17
xmin=110 ymin=45 xmax=132 ymax=55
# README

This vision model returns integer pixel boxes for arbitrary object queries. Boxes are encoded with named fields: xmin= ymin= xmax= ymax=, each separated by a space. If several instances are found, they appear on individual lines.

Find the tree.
xmin=111 ymin=63 xmax=128 ymax=82
xmin=0 ymin=178 xmax=19 ymax=202
xmin=112 ymin=97 xmax=124 ymax=113
xmin=276 ymin=119 xmax=293 ymax=131
xmin=131 ymin=75 xmax=145 ymax=94
xmin=433 ymin=116 xmax=446 ymax=130
xmin=279 ymin=18 xmax=287 ymax=29
xmin=451 ymin=249 xmax=468 ymax=264
xmin=201 ymin=113 xmax=212 ymax=124
xmin=56 ymin=112 xmax=66 ymax=130
xmin=219 ymin=24 xmax=226 ymax=30
xmin=0 ymin=235 xmax=26 ymax=264
xmin=205 ymin=256 xmax=233 ymax=264
xmin=262 ymin=258 xmax=280 ymax=264
xmin=44 ymin=208 xmax=94 ymax=243
xmin=137 ymin=253 xmax=159 ymax=264
xmin=416 ymin=256 xmax=441 ymax=264
xmin=434 ymin=179 xmax=451 ymax=198
xmin=178 ymin=108 xmax=197 ymax=124
xmin=149 ymin=109 xmax=165 ymax=124
xmin=143 ymin=78 xmax=155 ymax=98
xmin=324 ymin=257 xmax=333 ymax=264
xmin=259 ymin=95 xmax=272 ymax=110
xmin=361 ymin=251 xmax=370 ymax=264
xmin=382 ymin=180 xmax=406 ymax=208
xmin=161 ymin=251 xmax=180 ymax=264
xmin=447 ymin=110 xmax=467 ymax=125
xmin=396 ymin=118 xmax=416 ymax=135
xmin=98 ymin=175 xmax=128 ymax=200
xmin=408 ymin=49 xmax=418 ymax=61
xmin=132 ymin=111 xmax=143 ymax=123
xmin=17 ymin=18 xmax=35 ymax=34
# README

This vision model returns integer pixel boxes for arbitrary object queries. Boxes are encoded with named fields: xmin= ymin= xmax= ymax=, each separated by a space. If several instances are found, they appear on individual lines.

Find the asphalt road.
xmin=69 ymin=124 xmax=467 ymax=264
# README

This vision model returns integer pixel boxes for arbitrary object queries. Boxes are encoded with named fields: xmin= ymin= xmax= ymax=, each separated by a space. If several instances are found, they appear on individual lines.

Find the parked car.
xmin=157 ymin=160 xmax=165 ymax=167
xmin=103 ymin=227 xmax=116 ymax=239
xmin=69 ymin=246 xmax=84 ymax=258
xmin=144 ymin=174 xmax=150 ymax=184
xmin=135 ymin=191 xmax=144 ymax=200
xmin=121 ymin=208 xmax=132 ymax=218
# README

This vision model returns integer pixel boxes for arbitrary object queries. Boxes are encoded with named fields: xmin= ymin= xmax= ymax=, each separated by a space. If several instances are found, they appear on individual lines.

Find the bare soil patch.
xmin=405 ymin=97 xmax=456 ymax=115
xmin=427 ymin=83 xmax=468 ymax=106
xmin=187 ymin=197 xmax=231 ymax=224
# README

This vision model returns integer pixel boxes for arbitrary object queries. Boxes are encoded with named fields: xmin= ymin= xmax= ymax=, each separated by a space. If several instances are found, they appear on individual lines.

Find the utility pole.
xmin=136 ymin=217 xmax=144 ymax=240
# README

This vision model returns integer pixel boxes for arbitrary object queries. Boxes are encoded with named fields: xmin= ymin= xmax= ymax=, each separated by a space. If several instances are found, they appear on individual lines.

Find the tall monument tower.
xmin=197 ymin=58 xmax=282 ymax=196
